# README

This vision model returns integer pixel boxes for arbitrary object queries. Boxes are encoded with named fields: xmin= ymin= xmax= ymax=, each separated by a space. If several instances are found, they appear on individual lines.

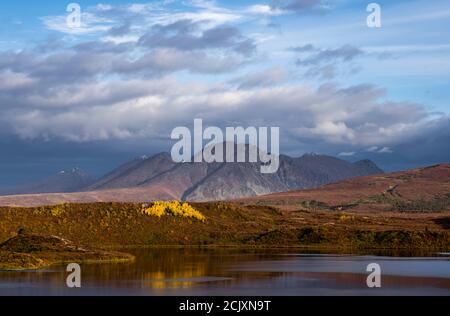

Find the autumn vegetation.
xmin=0 ymin=201 xmax=448 ymax=250
xmin=141 ymin=201 xmax=206 ymax=222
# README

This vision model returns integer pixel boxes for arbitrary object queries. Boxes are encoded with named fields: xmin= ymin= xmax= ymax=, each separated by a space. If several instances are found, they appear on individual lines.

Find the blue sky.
xmin=0 ymin=0 xmax=449 ymax=185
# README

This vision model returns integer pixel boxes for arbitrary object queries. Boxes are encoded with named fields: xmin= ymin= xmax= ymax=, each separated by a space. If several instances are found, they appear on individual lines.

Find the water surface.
xmin=0 ymin=248 xmax=449 ymax=296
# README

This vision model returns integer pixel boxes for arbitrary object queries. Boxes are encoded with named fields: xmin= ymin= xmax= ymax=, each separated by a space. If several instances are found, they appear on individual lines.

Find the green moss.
xmin=299 ymin=200 xmax=330 ymax=210
xmin=248 ymin=229 xmax=299 ymax=244
xmin=390 ymin=195 xmax=450 ymax=212
xmin=298 ymin=227 xmax=330 ymax=244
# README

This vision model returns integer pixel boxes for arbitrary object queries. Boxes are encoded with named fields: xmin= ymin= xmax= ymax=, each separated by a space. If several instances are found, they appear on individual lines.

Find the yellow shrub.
xmin=33 ymin=205 xmax=65 ymax=217
xmin=50 ymin=206 xmax=65 ymax=217
xmin=339 ymin=214 xmax=355 ymax=221
xmin=142 ymin=201 xmax=206 ymax=222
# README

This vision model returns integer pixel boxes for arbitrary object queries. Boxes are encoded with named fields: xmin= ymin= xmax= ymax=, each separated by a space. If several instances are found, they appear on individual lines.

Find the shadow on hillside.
xmin=434 ymin=217 xmax=450 ymax=230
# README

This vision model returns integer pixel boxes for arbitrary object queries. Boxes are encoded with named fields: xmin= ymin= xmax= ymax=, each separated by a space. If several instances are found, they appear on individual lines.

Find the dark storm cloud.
xmin=339 ymin=117 xmax=450 ymax=172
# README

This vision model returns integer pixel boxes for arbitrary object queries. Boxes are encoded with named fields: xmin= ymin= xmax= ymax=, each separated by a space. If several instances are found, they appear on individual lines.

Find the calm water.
xmin=0 ymin=248 xmax=449 ymax=296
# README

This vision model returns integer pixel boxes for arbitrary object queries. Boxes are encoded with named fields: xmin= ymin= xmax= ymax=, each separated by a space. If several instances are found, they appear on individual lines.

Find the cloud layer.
xmin=0 ymin=0 xmax=449 ymax=179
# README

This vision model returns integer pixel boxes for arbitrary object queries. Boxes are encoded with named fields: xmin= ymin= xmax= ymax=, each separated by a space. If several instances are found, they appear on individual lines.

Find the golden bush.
xmin=141 ymin=201 xmax=206 ymax=222
xmin=32 ymin=205 xmax=65 ymax=217
xmin=339 ymin=213 xmax=355 ymax=222
xmin=50 ymin=206 xmax=65 ymax=217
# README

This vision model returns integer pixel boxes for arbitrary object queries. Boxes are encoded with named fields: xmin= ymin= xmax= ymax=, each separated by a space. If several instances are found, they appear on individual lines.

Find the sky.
xmin=0 ymin=0 xmax=449 ymax=186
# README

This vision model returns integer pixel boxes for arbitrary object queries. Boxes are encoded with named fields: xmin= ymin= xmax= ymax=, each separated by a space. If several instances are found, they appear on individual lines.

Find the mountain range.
xmin=0 ymin=143 xmax=383 ymax=203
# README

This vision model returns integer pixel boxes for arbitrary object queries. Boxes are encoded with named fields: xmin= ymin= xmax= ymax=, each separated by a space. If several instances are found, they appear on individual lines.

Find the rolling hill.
xmin=239 ymin=163 xmax=450 ymax=213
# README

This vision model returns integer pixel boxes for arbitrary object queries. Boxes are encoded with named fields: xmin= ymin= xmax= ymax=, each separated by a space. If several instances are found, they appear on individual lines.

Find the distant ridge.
xmin=0 ymin=168 xmax=96 ymax=196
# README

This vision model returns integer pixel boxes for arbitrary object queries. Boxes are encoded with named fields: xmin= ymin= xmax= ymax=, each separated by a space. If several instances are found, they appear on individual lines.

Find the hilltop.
xmin=239 ymin=164 xmax=450 ymax=213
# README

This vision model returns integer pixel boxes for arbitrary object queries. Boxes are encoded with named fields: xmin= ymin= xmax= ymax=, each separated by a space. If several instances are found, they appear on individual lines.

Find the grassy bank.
xmin=0 ymin=231 xmax=134 ymax=270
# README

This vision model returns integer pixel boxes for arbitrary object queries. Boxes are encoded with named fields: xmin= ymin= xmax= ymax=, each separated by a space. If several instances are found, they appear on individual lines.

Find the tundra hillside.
xmin=0 ymin=165 xmax=448 ymax=252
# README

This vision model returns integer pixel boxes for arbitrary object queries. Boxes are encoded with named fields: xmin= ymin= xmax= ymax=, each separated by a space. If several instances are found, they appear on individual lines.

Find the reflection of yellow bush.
xmin=144 ymin=265 xmax=207 ymax=289
xmin=142 ymin=202 xmax=206 ymax=222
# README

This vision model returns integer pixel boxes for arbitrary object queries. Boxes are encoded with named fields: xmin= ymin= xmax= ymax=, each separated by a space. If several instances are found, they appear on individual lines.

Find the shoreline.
xmin=1 ymin=242 xmax=448 ymax=272
xmin=0 ymin=233 xmax=135 ymax=271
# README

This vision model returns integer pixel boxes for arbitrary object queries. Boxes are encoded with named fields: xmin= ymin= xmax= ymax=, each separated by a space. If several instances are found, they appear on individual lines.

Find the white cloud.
xmin=101 ymin=35 xmax=140 ymax=44
xmin=127 ymin=3 xmax=158 ymax=13
xmin=366 ymin=146 xmax=394 ymax=154
xmin=338 ymin=151 xmax=356 ymax=157
xmin=96 ymin=4 xmax=113 ymax=11
xmin=298 ymin=121 xmax=356 ymax=144
xmin=378 ymin=147 xmax=393 ymax=154
xmin=2 ymin=74 xmax=443 ymax=151
xmin=0 ymin=72 xmax=35 ymax=91
xmin=41 ymin=1 xmax=243 ymax=36
xmin=41 ymin=12 xmax=113 ymax=35
xmin=247 ymin=5 xmax=285 ymax=16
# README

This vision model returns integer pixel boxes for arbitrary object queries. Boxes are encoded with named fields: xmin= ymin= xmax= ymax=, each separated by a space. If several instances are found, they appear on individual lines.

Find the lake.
xmin=0 ymin=248 xmax=449 ymax=296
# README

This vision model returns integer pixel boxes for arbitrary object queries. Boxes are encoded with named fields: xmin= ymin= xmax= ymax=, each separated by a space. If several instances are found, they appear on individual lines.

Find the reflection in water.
xmin=0 ymin=248 xmax=449 ymax=296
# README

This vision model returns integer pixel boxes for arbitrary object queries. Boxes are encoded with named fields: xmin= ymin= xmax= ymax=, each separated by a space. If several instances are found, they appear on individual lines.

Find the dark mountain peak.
xmin=138 ymin=152 xmax=171 ymax=161
xmin=353 ymin=159 xmax=384 ymax=175
xmin=354 ymin=159 xmax=374 ymax=167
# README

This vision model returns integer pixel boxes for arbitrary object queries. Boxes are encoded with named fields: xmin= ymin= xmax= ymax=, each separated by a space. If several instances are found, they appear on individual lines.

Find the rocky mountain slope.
xmin=86 ymin=146 xmax=383 ymax=201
